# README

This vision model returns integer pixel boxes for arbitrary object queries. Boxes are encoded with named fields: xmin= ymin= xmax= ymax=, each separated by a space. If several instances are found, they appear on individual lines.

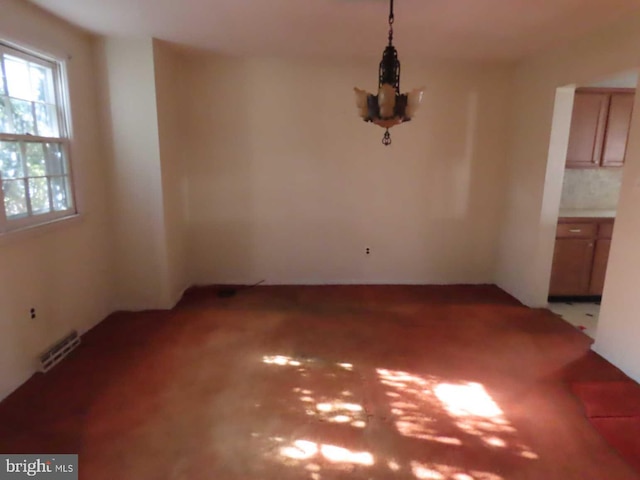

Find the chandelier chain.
xmin=388 ymin=0 xmax=395 ymax=45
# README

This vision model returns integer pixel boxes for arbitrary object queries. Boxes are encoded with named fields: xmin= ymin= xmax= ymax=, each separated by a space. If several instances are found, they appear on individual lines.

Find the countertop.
xmin=559 ymin=209 xmax=616 ymax=219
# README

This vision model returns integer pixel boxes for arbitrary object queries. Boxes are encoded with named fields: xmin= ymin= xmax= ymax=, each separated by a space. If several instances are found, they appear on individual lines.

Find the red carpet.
xmin=571 ymin=381 xmax=640 ymax=474
xmin=571 ymin=381 xmax=640 ymax=418
xmin=590 ymin=417 xmax=640 ymax=473
xmin=1 ymin=285 xmax=639 ymax=479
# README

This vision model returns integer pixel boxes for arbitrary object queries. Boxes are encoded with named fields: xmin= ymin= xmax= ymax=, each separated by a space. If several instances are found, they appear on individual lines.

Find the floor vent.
xmin=40 ymin=330 xmax=81 ymax=372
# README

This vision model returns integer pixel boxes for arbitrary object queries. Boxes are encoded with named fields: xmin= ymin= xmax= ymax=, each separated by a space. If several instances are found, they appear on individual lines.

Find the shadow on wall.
xmin=183 ymin=56 xmax=511 ymax=285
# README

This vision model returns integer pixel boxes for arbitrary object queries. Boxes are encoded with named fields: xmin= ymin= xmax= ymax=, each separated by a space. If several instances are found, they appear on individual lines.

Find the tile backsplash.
xmin=560 ymin=169 xmax=623 ymax=210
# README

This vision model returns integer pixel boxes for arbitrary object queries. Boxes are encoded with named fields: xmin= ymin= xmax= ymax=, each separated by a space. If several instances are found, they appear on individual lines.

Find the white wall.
xmin=0 ymin=1 xmax=113 ymax=400
xmin=182 ymin=55 xmax=514 ymax=285
xmin=153 ymin=40 xmax=189 ymax=303
xmin=495 ymin=84 xmax=577 ymax=307
xmin=96 ymin=38 xmax=189 ymax=310
xmin=496 ymin=12 xmax=640 ymax=380
xmin=597 ymin=111 xmax=640 ymax=381
xmin=97 ymin=38 xmax=177 ymax=310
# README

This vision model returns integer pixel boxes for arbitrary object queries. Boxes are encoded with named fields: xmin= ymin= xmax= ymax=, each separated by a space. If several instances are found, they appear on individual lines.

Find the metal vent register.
xmin=39 ymin=330 xmax=81 ymax=372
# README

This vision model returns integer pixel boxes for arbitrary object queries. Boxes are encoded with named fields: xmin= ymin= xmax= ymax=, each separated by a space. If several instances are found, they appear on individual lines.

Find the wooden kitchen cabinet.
xmin=602 ymin=92 xmax=635 ymax=167
xmin=588 ymin=220 xmax=614 ymax=295
xmin=549 ymin=238 xmax=595 ymax=296
xmin=549 ymin=218 xmax=614 ymax=297
xmin=566 ymin=88 xmax=635 ymax=169
xmin=566 ymin=91 xmax=609 ymax=168
xmin=589 ymin=239 xmax=611 ymax=295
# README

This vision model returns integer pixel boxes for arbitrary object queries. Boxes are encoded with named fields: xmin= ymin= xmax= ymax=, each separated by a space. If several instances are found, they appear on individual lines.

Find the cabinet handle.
xmin=569 ymin=229 xmax=582 ymax=233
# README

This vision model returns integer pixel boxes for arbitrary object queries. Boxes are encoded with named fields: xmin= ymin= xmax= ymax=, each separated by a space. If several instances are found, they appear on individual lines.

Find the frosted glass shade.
xmin=378 ymin=84 xmax=396 ymax=118
xmin=354 ymin=87 xmax=369 ymax=119
xmin=353 ymin=84 xmax=424 ymax=133
xmin=406 ymin=87 xmax=425 ymax=118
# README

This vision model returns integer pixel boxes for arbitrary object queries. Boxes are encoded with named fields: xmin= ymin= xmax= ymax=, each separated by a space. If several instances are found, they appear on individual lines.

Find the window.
xmin=0 ymin=42 xmax=75 ymax=234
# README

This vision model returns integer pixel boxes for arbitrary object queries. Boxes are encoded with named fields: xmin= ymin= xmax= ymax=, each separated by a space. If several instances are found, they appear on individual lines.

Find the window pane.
xmin=0 ymin=97 xmax=9 ymax=133
xmin=25 ymin=142 xmax=46 ymax=177
xmin=10 ymin=98 xmax=36 ymax=134
xmin=28 ymin=177 xmax=51 ymax=214
xmin=0 ymin=61 xmax=6 ymax=95
xmin=51 ymin=175 xmax=70 ymax=211
xmin=0 ymin=47 xmax=73 ymax=229
xmin=34 ymin=103 xmax=59 ymax=137
xmin=0 ymin=141 xmax=24 ymax=179
xmin=2 ymin=179 xmax=27 ymax=217
xmin=29 ymin=64 xmax=55 ymax=104
xmin=5 ymin=55 xmax=32 ymax=101
xmin=45 ymin=143 xmax=65 ymax=175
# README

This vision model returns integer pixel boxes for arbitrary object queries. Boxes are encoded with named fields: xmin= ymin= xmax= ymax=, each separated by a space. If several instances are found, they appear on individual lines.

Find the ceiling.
xmin=29 ymin=0 xmax=640 ymax=61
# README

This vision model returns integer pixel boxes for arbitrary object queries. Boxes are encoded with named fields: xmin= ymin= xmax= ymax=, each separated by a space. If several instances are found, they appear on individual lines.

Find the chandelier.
xmin=354 ymin=0 xmax=424 ymax=146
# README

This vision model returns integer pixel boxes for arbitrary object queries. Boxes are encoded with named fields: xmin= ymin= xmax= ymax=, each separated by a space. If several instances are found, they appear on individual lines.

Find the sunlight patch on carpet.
xmin=279 ymin=439 xmax=374 ymax=466
xmin=411 ymin=461 xmax=504 ymax=480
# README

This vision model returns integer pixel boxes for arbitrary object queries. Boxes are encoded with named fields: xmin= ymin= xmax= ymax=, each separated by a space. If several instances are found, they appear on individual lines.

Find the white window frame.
xmin=0 ymin=41 xmax=76 ymax=235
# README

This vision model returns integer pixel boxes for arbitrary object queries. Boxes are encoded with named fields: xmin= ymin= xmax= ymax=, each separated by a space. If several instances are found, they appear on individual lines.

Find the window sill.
xmin=0 ymin=213 xmax=84 ymax=247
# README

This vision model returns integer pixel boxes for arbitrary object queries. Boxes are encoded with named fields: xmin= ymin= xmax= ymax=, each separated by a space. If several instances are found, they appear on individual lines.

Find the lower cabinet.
xmin=549 ymin=218 xmax=614 ymax=297
xmin=549 ymin=238 xmax=594 ymax=296
xmin=589 ymin=239 xmax=611 ymax=295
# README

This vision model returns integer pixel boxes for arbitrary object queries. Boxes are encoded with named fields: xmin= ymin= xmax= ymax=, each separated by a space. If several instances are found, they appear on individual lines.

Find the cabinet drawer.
xmin=557 ymin=223 xmax=597 ymax=238
xmin=598 ymin=222 xmax=614 ymax=239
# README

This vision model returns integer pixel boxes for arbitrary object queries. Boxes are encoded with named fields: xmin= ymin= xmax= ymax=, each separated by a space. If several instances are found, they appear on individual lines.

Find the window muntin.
xmin=0 ymin=43 xmax=75 ymax=233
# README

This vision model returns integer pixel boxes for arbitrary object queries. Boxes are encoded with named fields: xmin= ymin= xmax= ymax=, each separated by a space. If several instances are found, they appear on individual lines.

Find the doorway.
xmin=547 ymin=70 xmax=637 ymax=339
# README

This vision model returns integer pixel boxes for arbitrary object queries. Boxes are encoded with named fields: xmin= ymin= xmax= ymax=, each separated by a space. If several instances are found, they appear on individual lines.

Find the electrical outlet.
xmin=30 ymin=308 xmax=36 ymax=319
xmin=365 ymin=247 xmax=371 ymax=255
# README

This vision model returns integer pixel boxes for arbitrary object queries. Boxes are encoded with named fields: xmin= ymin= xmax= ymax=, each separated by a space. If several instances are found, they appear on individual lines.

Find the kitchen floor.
xmin=548 ymin=301 xmax=600 ymax=339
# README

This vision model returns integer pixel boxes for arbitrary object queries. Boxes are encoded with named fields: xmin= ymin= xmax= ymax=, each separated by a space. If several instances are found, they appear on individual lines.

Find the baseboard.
xmin=548 ymin=295 xmax=602 ymax=304
xmin=191 ymin=280 xmax=497 ymax=287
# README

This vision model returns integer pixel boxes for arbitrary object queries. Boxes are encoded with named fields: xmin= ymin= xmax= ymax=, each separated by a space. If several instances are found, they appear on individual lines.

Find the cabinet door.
xmin=566 ymin=92 xmax=610 ymax=168
xmin=549 ymin=238 xmax=595 ymax=296
xmin=589 ymin=239 xmax=612 ymax=295
xmin=602 ymin=92 xmax=635 ymax=167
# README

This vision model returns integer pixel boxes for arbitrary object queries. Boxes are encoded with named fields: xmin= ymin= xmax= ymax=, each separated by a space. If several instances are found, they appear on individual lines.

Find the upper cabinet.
xmin=602 ymin=92 xmax=635 ymax=167
xmin=566 ymin=88 xmax=635 ymax=169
